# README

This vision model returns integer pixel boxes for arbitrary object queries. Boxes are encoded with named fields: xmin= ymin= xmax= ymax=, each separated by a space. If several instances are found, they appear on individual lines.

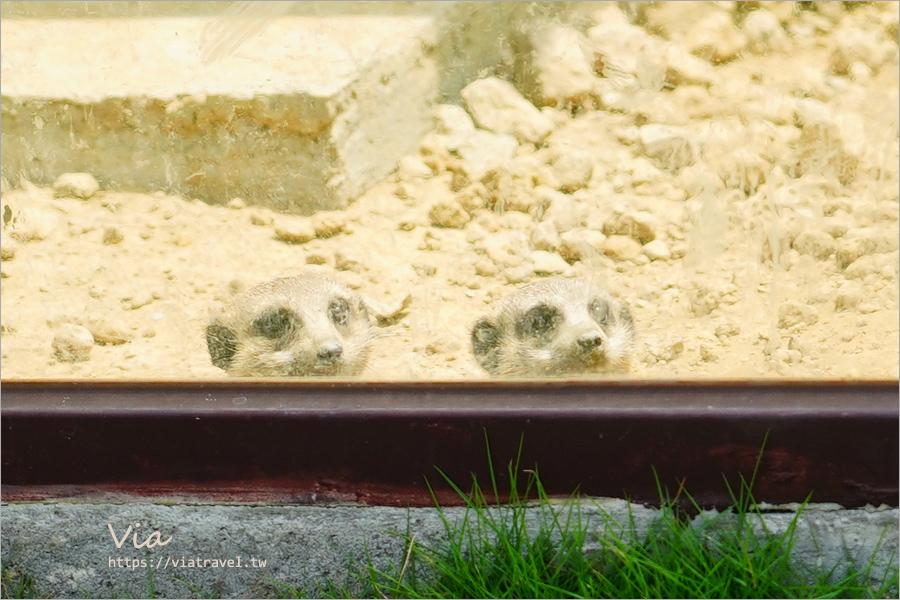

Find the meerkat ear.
xmin=471 ymin=318 xmax=502 ymax=374
xmin=206 ymin=321 xmax=238 ymax=370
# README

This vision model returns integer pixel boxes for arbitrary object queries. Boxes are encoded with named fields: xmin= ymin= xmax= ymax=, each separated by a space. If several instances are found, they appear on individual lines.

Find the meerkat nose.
xmin=316 ymin=342 xmax=344 ymax=365
xmin=577 ymin=332 xmax=603 ymax=352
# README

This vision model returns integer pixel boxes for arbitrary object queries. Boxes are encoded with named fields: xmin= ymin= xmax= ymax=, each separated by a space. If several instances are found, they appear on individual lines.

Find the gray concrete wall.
xmin=0 ymin=2 xmax=562 ymax=214
xmin=1 ymin=500 xmax=896 ymax=598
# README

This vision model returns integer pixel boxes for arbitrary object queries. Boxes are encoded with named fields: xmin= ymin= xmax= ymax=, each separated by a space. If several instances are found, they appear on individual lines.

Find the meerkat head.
xmin=206 ymin=274 xmax=374 ymax=377
xmin=471 ymin=277 xmax=636 ymax=377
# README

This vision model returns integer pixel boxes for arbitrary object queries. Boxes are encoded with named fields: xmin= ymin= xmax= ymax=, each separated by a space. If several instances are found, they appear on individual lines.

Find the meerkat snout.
xmin=471 ymin=277 xmax=636 ymax=377
xmin=206 ymin=273 xmax=374 ymax=377
xmin=577 ymin=332 xmax=603 ymax=352
xmin=316 ymin=341 xmax=343 ymax=365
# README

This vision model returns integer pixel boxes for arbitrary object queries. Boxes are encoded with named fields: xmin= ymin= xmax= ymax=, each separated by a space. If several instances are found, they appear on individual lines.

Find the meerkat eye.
xmin=329 ymin=298 xmax=350 ymax=326
xmin=590 ymin=300 xmax=609 ymax=326
xmin=518 ymin=304 xmax=560 ymax=338
xmin=251 ymin=307 xmax=297 ymax=339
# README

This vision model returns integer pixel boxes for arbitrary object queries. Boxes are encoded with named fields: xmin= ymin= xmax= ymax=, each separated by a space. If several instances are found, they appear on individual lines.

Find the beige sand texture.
xmin=1 ymin=1 xmax=897 ymax=380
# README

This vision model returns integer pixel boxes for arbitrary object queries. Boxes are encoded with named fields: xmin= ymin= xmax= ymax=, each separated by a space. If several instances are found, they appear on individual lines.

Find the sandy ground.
xmin=1 ymin=1 xmax=898 ymax=381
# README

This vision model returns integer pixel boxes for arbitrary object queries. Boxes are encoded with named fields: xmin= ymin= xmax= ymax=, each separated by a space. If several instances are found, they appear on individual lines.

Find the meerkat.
xmin=206 ymin=273 xmax=374 ymax=377
xmin=471 ymin=277 xmax=636 ymax=377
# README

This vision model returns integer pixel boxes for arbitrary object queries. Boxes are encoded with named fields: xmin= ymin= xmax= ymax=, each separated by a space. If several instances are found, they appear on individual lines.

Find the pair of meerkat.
xmin=206 ymin=273 xmax=636 ymax=377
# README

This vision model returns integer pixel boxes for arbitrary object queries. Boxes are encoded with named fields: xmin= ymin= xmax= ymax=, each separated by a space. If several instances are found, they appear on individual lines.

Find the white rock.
xmin=662 ymin=43 xmax=719 ymax=87
xmin=588 ymin=4 xmax=658 ymax=76
xmin=792 ymin=100 xmax=862 ymax=185
xmin=603 ymin=210 xmax=660 ymax=244
xmin=274 ymin=217 xmax=316 ymax=244
xmin=538 ymin=187 xmax=588 ymax=233
xmin=433 ymin=104 xmax=476 ymax=137
xmin=558 ymin=228 xmax=607 ymax=262
xmin=638 ymin=124 xmax=700 ymax=172
xmin=1 ymin=230 xmax=16 ymax=260
xmin=523 ymin=24 xmax=598 ymax=107
xmin=503 ymin=263 xmax=535 ymax=284
xmin=642 ymin=239 xmax=672 ymax=261
xmin=551 ymin=151 xmax=594 ymax=193
xmin=844 ymin=254 xmax=896 ymax=280
xmin=531 ymin=220 xmax=561 ymax=252
xmin=830 ymin=21 xmax=896 ymax=75
xmin=53 ymin=172 xmax=100 ymax=199
xmin=742 ymin=9 xmax=788 ymax=54
xmin=455 ymin=131 xmax=519 ymax=182
xmin=461 ymin=77 xmax=554 ymax=144
xmin=601 ymin=235 xmax=642 ymax=262
xmin=52 ymin=324 xmax=94 ymax=362
xmin=478 ymin=231 xmax=530 ymax=268
xmin=88 ymin=319 xmax=134 ymax=345
xmin=127 ymin=290 xmax=154 ymax=310
xmin=844 ymin=227 xmax=899 ymax=254
xmin=792 ymin=230 xmax=835 ymax=261
xmin=778 ymin=302 xmax=819 ymax=329
xmin=429 ymin=199 xmax=471 ymax=229
xmin=644 ymin=334 xmax=685 ymax=363
xmin=8 ymin=207 xmax=59 ymax=242
xmin=835 ymin=281 xmax=863 ymax=311
xmin=397 ymin=155 xmax=433 ymax=180
xmin=334 ymin=249 xmax=364 ymax=272
xmin=530 ymin=250 xmax=569 ymax=275
xmin=684 ymin=11 xmax=747 ymax=64
xmin=311 ymin=211 xmax=347 ymax=238
xmin=474 ymin=258 xmax=498 ymax=277
xmin=715 ymin=321 xmax=741 ymax=338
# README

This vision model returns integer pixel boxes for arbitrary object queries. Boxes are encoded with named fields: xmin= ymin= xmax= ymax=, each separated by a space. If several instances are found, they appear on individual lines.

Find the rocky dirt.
xmin=1 ymin=1 xmax=898 ymax=380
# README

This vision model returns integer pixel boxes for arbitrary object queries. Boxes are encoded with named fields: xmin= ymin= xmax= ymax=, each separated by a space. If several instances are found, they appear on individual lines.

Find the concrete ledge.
xmin=1 ymin=501 xmax=896 ymax=598
xmin=0 ymin=3 xmax=553 ymax=213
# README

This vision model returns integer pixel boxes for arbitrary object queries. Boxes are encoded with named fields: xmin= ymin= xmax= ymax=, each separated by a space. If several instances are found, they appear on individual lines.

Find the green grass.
xmin=0 ymin=568 xmax=38 ymax=600
xmin=278 ymin=441 xmax=898 ymax=600
xmin=4 ymin=446 xmax=898 ymax=599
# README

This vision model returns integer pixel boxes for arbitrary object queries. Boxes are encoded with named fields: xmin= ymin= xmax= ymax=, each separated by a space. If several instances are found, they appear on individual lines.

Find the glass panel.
xmin=1 ymin=1 xmax=897 ymax=381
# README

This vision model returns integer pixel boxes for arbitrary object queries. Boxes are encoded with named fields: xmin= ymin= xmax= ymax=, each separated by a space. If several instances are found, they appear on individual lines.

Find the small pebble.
xmin=601 ymin=235 xmax=642 ymax=262
xmin=305 ymin=252 xmax=331 ymax=266
xmin=778 ymin=302 xmax=818 ymax=329
xmin=792 ymin=230 xmax=835 ymax=261
xmin=531 ymin=220 xmax=561 ymax=252
xmin=530 ymin=250 xmax=569 ymax=275
xmin=88 ymin=320 xmax=133 ymax=345
xmin=248 ymin=208 xmax=275 ymax=226
xmin=551 ymin=152 xmax=594 ymax=193
xmin=1 ymin=231 xmax=16 ymax=260
xmin=102 ymin=227 xmax=124 ymax=245
xmin=126 ymin=291 xmax=154 ymax=310
xmin=397 ymin=155 xmax=433 ymax=180
xmin=642 ymin=239 xmax=671 ymax=261
xmin=429 ymin=200 xmax=471 ymax=229
xmin=52 ymin=324 xmax=94 ymax=362
xmin=312 ymin=212 xmax=347 ymax=238
xmin=699 ymin=344 xmax=718 ymax=362
xmin=274 ymin=217 xmax=316 ymax=244
xmin=413 ymin=263 xmax=437 ymax=277
xmin=475 ymin=258 xmax=498 ymax=277
xmin=558 ymin=229 xmax=606 ymax=262
xmin=715 ymin=321 xmax=741 ymax=338
xmin=52 ymin=173 xmax=100 ymax=200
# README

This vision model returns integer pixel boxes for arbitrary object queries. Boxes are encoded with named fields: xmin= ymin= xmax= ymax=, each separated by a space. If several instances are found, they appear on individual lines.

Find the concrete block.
xmin=1 ymin=500 xmax=896 ymax=598
xmin=0 ymin=2 xmax=547 ymax=214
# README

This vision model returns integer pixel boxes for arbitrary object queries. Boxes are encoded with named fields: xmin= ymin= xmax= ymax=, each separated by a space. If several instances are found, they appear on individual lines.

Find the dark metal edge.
xmin=2 ymin=380 xmax=898 ymax=508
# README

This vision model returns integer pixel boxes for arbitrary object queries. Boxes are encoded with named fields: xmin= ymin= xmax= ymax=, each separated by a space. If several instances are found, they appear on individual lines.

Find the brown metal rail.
xmin=1 ymin=379 xmax=897 ymax=508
